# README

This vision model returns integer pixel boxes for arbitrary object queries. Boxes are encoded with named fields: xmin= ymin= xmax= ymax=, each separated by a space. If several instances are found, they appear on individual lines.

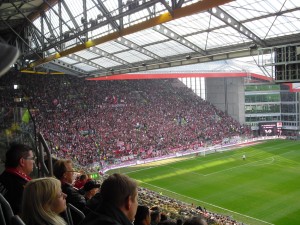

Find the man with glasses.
xmin=53 ymin=159 xmax=86 ymax=225
xmin=0 ymin=143 xmax=35 ymax=214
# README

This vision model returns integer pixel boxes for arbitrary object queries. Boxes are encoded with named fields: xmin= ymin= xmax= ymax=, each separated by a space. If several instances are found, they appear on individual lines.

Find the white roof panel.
xmin=124 ymin=29 xmax=168 ymax=46
xmin=96 ymin=41 xmax=129 ymax=54
xmin=115 ymin=50 xmax=152 ymax=63
xmin=76 ymin=50 xmax=99 ymax=60
xmin=60 ymin=57 xmax=79 ymax=64
xmin=73 ymin=63 xmax=97 ymax=71
xmin=146 ymin=40 xmax=193 ymax=57
xmin=91 ymin=57 xmax=123 ymax=68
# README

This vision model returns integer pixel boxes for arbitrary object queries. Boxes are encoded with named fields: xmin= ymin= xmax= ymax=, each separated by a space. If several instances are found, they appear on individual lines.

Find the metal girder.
xmin=89 ymin=46 xmax=133 ymax=67
xmin=90 ymin=47 xmax=258 ymax=77
xmin=159 ymin=0 xmax=172 ymax=14
xmin=27 ymin=0 xmax=59 ymax=21
xmin=208 ymin=7 xmax=267 ymax=47
xmin=0 ymin=6 xmax=37 ymax=17
xmin=82 ymin=0 xmax=88 ymax=40
xmin=70 ymin=46 xmax=132 ymax=69
xmin=29 ymin=0 xmax=161 ymax=53
xmin=175 ymin=0 xmax=185 ymax=9
xmin=1 ymin=18 xmax=43 ymax=62
xmin=43 ymin=59 xmax=87 ymax=75
xmin=11 ymin=1 xmax=48 ymax=42
xmin=118 ymin=0 xmax=124 ymax=29
xmin=42 ymin=0 xmax=82 ymax=48
xmin=93 ymin=0 xmax=119 ymax=31
xmin=30 ymin=30 xmax=40 ymax=51
xmin=60 ymin=0 xmax=80 ymax=31
xmin=153 ymin=24 xmax=207 ymax=55
xmin=42 ymin=12 xmax=56 ymax=39
xmin=115 ymin=37 xmax=165 ymax=62
xmin=29 ymin=0 xmax=232 ymax=69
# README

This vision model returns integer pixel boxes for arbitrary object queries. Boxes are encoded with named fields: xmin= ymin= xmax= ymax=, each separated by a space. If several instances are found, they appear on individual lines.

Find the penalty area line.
xmin=204 ymin=156 xmax=275 ymax=177
xmin=137 ymin=180 xmax=274 ymax=225
xmin=124 ymin=166 xmax=154 ymax=174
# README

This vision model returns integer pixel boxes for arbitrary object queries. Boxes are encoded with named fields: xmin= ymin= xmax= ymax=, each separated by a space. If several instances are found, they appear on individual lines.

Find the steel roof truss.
xmin=208 ymin=7 xmax=266 ymax=47
xmin=42 ymin=60 xmax=87 ymax=75
xmin=93 ymin=0 xmax=119 ymax=31
xmin=88 ymin=46 xmax=132 ymax=67
xmin=60 ymin=0 xmax=80 ymax=31
xmin=116 ymin=37 xmax=164 ymax=62
xmin=154 ymin=24 xmax=207 ymax=55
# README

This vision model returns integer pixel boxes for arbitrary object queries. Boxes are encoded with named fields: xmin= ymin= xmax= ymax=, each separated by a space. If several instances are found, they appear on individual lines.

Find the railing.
xmin=36 ymin=132 xmax=53 ymax=177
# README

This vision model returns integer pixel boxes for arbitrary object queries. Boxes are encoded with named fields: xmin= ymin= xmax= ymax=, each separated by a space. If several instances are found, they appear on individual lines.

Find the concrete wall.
xmin=206 ymin=77 xmax=245 ymax=124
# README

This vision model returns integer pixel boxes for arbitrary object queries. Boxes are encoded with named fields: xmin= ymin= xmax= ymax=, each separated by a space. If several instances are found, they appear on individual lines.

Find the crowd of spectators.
xmin=0 ymin=73 xmax=251 ymax=168
xmin=138 ymin=186 xmax=245 ymax=225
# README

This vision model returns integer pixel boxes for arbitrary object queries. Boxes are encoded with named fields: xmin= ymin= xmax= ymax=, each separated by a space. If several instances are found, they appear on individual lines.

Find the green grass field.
xmin=109 ymin=139 xmax=300 ymax=225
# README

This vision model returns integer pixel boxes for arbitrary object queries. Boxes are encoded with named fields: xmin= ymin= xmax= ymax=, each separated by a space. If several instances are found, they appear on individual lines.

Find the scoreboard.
xmin=259 ymin=122 xmax=278 ymax=136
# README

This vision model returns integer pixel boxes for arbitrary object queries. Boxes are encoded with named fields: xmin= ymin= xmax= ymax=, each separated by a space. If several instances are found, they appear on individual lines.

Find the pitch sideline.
xmin=137 ymin=180 xmax=274 ymax=225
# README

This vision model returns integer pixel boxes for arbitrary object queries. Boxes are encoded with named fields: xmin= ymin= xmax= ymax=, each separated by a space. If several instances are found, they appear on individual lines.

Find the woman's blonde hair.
xmin=21 ymin=177 xmax=67 ymax=225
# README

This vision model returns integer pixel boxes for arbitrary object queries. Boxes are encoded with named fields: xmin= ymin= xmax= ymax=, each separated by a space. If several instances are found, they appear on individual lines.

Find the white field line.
xmin=204 ymin=149 xmax=296 ymax=176
xmin=203 ymin=156 xmax=274 ymax=176
xmin=125 ymin=166 xmax=154 ymax=174
xmin=138 ymin=180 xmax=274 ymax=225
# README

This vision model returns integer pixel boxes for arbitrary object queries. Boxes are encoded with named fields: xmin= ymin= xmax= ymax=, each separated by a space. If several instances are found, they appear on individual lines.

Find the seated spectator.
xmin=158 ymin=220 xmax=177 ymax=225
xmin=0 ymin=143 xmax=34 ymax=214
xmin=74 ymin=174 xmax=88 ymax=189
xmin=80 ymin=173 xmax=138 ymax=225
xmin=81 ymin=179 xmax=100 ymax=201
xmin=183 ymin=216 xmax=207 ymax=225
xmin=21 ymin=177 xmax=67 ymax=225
xmin=151 ymin=208 xmax=161 ymax=225
xmin=53 ymin=159 xmax=86 ymax=225
xmin=134 ymin=205 xmax=151 ymax=225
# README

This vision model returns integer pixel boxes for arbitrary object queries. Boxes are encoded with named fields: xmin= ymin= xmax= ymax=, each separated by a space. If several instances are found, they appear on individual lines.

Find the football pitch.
xmin=109 ymin=139 xmax=300 ymax=225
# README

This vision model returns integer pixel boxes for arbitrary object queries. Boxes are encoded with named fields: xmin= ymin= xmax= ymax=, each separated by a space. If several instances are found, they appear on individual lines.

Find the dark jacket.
xmin=80 ymin=202 xmax=133 ymax=225
xmin=0 ymin=170 xmax=29 ymax=214
xmin=62 ymin=182 xmax=86 ymax=212
xmin=61 ymin=182 xmax=86 ymax=225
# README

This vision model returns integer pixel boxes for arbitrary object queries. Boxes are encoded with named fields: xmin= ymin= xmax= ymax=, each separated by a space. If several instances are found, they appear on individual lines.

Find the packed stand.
xmin=0 ymin=73 xmax=252 ymax=167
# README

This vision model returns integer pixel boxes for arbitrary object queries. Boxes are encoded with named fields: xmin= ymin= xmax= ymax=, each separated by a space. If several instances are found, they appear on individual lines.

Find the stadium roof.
xmin=0 ymin=0 xmax=299 ymax=78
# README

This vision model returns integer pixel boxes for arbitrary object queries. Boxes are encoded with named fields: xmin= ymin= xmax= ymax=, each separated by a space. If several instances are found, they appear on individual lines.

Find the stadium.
xmin=0 ymin=1 xmax=300 ymax=225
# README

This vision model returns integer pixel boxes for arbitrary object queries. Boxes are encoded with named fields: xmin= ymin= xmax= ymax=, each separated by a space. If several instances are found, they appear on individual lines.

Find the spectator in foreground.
xmin=134 ymin=205 xmax=151 ymax=225
xmin=21 ymin=177 xmax=67 ymax=225
xmin=79 ymin=173 xmax=138 ymax=225
xmin=81 ymin=179 xmax=100 ymax=201
xmin=151 ymin=208 xmax=161 ymax=225
xmin=183 ymin=216 xmax=207 ymax=225
xmin=53 ymin=159 xmax=86 ymax=212
xmin=0 ymin=143 xmax=35 ymax=214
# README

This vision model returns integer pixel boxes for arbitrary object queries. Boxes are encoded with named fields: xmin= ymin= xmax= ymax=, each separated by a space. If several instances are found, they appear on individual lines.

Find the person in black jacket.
xmin=79 ymin=173 xmax=138 ymax=225
xmin=0 ymin=143 xmax=34 ymax=214
xmin=53 ymin=159 xmax=86 ymax=224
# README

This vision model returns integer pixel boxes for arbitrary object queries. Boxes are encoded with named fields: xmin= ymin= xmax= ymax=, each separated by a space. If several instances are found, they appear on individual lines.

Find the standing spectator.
xmin=0 ymin=143 xmax=35 ymax=214
xmin=21 ymin=177 xmax=67 ymax=225
xmin=80 ymin=173 xmax=138 ymax=225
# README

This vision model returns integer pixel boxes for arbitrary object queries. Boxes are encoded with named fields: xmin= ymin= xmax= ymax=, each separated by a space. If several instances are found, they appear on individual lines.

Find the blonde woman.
xmin=21 ymin=177 xmax=67 ymax=225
